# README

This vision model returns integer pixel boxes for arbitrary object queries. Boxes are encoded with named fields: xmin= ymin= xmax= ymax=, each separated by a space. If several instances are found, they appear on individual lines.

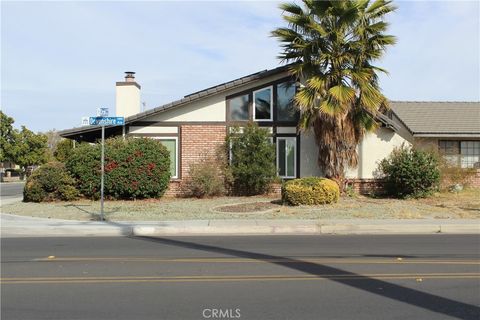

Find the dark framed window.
xmin=276 ymin=82 xmax=298 ymax=122
xmin=277 ymin=137 xmax=296 ymax=178
xmin=253 ymin=87 xmax=273 ymax=121
xmin=228 ymin=94 xmax=249 ymax=121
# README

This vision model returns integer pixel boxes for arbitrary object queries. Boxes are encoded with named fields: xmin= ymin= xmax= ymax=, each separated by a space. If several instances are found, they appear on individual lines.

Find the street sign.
xmin=97 ymin=107 xmax=109 ymax=117
xmin=89 ymin=117 xmax=124 ymax=126
xmin=81 ymin=117 xmax=89 ymax=126
xmin=88 ymin=114 xmax=125 ymax=221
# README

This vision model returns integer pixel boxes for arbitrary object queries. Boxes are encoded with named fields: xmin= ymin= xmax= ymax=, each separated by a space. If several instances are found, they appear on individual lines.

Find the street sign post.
xmin=87 ymin=110 xmax=124 ymax=221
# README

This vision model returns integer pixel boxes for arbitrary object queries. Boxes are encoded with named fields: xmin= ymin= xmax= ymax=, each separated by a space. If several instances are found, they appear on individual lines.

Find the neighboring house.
xmin=59 ymin=67 xmax=480 ymax=194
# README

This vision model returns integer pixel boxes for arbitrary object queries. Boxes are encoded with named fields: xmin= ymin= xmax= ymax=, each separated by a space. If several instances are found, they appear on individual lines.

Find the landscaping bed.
xmin=1 ymin=188 xmax=478 ymax=221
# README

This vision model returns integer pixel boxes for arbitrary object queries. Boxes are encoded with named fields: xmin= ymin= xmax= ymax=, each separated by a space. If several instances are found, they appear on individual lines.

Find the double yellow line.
xmin=2 ymin=273 xmax=480 ymax=284
xmin=32 ymin=257 xmax=480 ymax=265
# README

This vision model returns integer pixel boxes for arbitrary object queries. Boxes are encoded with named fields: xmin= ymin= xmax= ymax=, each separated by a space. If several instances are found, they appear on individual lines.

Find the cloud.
xmin=1 ymin=0 xmax=478 ymax=132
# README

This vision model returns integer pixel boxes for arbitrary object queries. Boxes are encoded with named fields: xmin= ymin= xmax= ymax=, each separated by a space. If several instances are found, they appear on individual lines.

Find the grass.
xmin=1 ymin=188 xmax=479 ymax=221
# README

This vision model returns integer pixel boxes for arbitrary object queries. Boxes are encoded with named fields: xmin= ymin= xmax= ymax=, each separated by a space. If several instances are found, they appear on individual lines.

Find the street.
xmin=0 ymin=182 xmax=24 ymax=205
xmin=1 ymin=235 xmax=479 ymax=320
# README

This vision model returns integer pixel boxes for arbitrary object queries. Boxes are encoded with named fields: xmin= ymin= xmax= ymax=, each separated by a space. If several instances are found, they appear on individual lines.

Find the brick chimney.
xmin=115 ymin=71 xmax=141 ymax=118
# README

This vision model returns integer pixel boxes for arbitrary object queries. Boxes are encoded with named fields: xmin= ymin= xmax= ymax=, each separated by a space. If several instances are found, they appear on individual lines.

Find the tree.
xmin=227 ymin=123 xmax=277 ymax=195
xmin=54 ymin=139 xmax=75 ymax=162
xmin=44 ymin=129 xmax=62 ymax=160
xmin=0 ymin=111 xmax=16 ymax=163
xmin=12 ymin=126 xmax=48 ymax=171
xmin=272 ymin=0 xmax=396 ymax=188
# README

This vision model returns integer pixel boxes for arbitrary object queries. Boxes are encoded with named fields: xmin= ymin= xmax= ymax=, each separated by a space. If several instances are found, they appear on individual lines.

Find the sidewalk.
xmin=1 ymin=213 xmax=479 ymax=237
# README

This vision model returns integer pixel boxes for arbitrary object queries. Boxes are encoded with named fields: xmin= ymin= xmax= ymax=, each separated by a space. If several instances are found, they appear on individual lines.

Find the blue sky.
xmin=2 ymin=0 xmax=479 ymax=132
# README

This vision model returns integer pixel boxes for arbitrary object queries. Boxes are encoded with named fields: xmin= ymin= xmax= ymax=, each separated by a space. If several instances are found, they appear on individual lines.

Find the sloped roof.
xmin=390 ymin=101 xmax=480 ymax=136
xmin=59 ymin=64 xmax=294 ymax=137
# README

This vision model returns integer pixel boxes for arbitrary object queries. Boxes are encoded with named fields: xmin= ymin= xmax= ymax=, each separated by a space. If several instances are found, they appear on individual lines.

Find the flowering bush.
xmin=66 ymin=137 xmax=170 ymax=199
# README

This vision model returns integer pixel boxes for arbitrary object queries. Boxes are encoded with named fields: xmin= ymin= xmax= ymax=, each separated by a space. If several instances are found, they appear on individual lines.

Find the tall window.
xmin=253 ymin=87 xmax=272 ymax=121
xmin=276 ymin=82 xmax=298 ymax=122
xmin=228 ymin=94 xmax=249 ymax=120
xmin=277 ymin=137 xmax=296 ymax=178
xmin=157 ymin=138 xmax=178 ymax=178
xmin=439 ymin=140 xmax=480 ymax=168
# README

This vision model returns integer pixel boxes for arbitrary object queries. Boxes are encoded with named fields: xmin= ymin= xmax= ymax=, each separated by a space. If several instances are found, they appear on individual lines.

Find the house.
xmin=59 ymin=67 xmax=480 ymax=194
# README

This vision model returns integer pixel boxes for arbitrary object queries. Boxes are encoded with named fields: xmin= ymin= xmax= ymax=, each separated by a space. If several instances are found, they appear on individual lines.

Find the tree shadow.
xmin=130 ymin=236 xmax=479 ymax=320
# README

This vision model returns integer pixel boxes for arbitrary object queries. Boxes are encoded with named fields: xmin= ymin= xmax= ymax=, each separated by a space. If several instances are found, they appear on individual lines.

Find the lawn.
xmin=1 ymin=188 xmax=479 ymax=221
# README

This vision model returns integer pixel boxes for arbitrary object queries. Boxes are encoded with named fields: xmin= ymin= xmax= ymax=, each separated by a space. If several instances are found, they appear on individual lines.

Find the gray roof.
xmin=59 ymin=64 xmax=293 ymax=137
xmin=390 ymin=101 xmax=480 ymax=137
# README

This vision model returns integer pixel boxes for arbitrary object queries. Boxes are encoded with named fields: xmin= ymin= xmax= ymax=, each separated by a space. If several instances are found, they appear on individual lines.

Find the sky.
xmin=1 ymin=0 xmax=479 ymax=133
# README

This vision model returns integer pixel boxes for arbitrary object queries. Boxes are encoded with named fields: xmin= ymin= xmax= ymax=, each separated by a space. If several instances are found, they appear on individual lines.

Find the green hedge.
xmin=66 ymin=137 xmax=171 ymax=199
xmin=24 ymin=162 xmax=79 ymax=202
xmin=282 ymin=177 xmax=340 ymax=205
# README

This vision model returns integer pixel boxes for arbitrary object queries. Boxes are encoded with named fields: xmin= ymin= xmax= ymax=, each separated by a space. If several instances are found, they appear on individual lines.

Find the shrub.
xmin=282 ymin=177 xmax=340 ymax=205
xmin=24 ymin=161 xmax=79 ymax=202
xmin=54 ymin=139 xmax=75 ymax=162
xmin=226 ymin=123 xmax=276 ymax=195
xmin=183 ymin=153 xmax=227 ymax=198
xmin=66 ymin=137 xmax=171 ymax=199
xmin=65 ymin=143 xmax=101 ymax=198
xmin=437 ymin=158 xmax=477 ymax=191
xmin=377 ymin=145 xmax=440 ymax=198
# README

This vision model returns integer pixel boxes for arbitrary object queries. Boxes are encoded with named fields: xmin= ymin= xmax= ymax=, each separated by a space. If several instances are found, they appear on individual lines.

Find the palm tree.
xmin=272 ymin=0 xmax=396 ymax=188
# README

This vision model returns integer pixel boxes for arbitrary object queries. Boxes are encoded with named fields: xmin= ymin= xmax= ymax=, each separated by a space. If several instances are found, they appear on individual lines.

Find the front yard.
xmin=1 ymin=188 xmax=479 ymax=221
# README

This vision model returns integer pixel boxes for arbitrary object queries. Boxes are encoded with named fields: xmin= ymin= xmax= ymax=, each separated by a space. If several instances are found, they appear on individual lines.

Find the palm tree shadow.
xmin=130 ymin=236 xmax=479 ymax=320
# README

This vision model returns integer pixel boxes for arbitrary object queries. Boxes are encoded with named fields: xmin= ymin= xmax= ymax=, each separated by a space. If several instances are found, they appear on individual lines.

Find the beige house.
xmin=59 ymin=66 xmax=480 ymax=194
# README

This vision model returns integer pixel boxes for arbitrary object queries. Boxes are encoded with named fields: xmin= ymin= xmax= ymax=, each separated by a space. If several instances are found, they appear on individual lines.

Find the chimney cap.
xmin=125 ymin=71 xmax=135 ymax=77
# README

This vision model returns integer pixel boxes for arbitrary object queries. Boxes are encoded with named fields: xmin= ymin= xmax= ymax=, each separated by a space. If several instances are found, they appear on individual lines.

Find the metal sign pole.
xmin=100 ymin=125 xmax=105 ymax=221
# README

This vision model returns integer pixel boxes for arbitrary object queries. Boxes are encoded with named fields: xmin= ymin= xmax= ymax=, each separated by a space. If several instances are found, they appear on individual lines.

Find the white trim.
xmin=130 ymin=126 xmax=178 ymax=134
xmin=151 ymin=136 xmax=179 ymax=179
xmin=253 ymin=86 xmax=273 ymax=121
xmin=276 ymin=137 xmax=297 ymax=179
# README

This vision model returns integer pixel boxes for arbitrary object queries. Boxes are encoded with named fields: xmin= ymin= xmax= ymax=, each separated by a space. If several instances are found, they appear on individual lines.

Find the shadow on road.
xmin=130 ymin=236 xmax=479 ymax=320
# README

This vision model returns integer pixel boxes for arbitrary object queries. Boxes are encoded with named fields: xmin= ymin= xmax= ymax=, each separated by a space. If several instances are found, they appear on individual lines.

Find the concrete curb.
xmin=1 ymin=214 xmax=479 ymax=237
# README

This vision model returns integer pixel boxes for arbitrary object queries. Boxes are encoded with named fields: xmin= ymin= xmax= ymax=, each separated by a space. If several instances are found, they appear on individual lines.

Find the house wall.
xmin=147 ymin=73 xmax=289 ymax=123
xmin=299 ymin=130 xmax=323 ymax=177
xmin=346 ymin=127 xmax=410 ymax=179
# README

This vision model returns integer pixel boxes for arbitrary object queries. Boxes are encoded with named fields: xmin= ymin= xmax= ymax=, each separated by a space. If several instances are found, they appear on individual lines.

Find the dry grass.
xmin=1 ymin=189 xmax=478 ymax=221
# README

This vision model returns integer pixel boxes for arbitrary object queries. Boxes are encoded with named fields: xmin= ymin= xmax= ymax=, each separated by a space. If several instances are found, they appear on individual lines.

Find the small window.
xmin=277 ymin=137 xmax=296 ymax=178
xmin=253 ymin=87 xmax=272 ymax=121
xmin=277 ymin=82 xmax=298 ymax=122
xmin=228 ymin=94 xmax=249 ymax=121
xmin=158 ymin=138 xmax=178 ymax=178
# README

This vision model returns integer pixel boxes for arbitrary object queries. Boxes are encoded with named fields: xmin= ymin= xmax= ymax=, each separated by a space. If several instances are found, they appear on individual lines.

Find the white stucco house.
xmin=59 ymin=66 xmax=480 ymax=194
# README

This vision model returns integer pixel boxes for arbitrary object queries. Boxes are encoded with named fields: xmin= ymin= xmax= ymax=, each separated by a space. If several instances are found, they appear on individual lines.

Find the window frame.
xmin=252 ymin=86 xmax=273 ymax=122
xmin=438 ymin=140 xmax=480 ymax=169
xmin=152 ymin=136 xmax=179 ymax=179
xmin=276 ymin=136 xmax=297 ymax=179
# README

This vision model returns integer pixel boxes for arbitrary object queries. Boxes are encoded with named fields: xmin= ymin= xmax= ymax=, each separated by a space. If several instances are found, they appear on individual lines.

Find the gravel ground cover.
xmin=1 ymin=189 xmax=478 ymax=221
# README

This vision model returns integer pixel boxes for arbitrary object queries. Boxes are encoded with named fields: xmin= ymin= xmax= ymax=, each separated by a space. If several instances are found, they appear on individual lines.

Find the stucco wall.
xmin=346 ymin=127 xmax=410 ymax=179
xmin=146 ymin=73 xmax=289 ymax=122
xmin=299 ymin=130 xmax=324 ymax=177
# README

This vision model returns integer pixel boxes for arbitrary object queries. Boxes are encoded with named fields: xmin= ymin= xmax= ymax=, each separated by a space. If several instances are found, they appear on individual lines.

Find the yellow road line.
xmin=2 ymin=274 xmax=479 ymax=284
xmin=32 ymin=257 xmax=480 ymax=265
xmin=2 ymin=273 xmax=479 ymax=283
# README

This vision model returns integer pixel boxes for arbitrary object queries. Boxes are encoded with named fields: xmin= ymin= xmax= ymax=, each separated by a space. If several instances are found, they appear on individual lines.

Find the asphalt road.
xmin=0 ymin=182 xmax=24 ymax=202
xmin=2 ymin=235 xmax=479 ymax=320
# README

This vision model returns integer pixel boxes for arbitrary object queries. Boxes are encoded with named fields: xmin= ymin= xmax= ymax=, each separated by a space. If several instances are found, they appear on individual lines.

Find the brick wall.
xmin=180 ymin=125 xmax=227 ymax=179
